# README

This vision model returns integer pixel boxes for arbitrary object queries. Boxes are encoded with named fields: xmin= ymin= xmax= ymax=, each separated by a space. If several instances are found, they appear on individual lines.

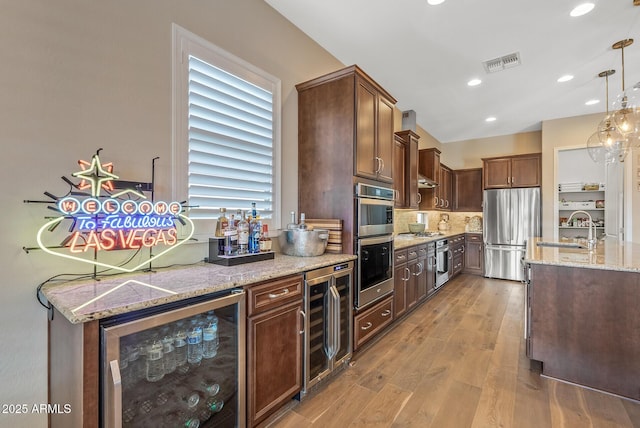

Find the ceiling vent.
xmin=482 ymin=52 xmax=522 ymax=73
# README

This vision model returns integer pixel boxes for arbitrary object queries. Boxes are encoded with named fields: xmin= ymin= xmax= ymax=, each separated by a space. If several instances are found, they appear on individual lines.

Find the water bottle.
xmin=187 ymin=320 xmax=203 ymax=365
xmin=174 ymin=321 xmax=188 ymax=367
xmin=162 ymin=335 xmax=176 ymax=374
xmin=202 ymin=313 xmax=218 ymax=359
xmin=145 ymin=339 xmax=165 ymax=382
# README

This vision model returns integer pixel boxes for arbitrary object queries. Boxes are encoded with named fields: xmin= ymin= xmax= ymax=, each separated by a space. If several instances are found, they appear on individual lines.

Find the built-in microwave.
xmin=355 ymin=183 xmax=394 ymax=237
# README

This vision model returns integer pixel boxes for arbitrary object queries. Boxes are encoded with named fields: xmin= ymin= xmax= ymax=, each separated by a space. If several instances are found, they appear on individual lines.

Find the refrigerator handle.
xmin=331 ymin=285 xmax=341 ymax=358
xmin=323 ymin=291 xmax=333 ymax=359
xmin=110 ymin=359 xmax=122 ymax=428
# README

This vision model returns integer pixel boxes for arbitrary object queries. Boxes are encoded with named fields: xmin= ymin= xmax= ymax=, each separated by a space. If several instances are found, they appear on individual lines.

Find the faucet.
xmin=567 ymin=210 xmax=597 ymax=250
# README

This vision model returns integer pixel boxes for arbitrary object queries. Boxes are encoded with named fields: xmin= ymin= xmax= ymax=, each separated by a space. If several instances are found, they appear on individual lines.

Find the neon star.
xmin=72 ymin=154 xmax=119 ymax=197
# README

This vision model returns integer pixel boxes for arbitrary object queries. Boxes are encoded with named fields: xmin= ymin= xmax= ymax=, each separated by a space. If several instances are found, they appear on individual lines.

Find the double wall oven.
xmin=354 ymin=183 xmax=394 ymax=309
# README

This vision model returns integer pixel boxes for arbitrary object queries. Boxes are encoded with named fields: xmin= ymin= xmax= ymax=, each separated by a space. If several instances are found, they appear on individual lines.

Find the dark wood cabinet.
xmin=453 ymin=168 xmax=483 ymax=212
xmin=483 ymin=153 xmax=541 ymax=189
xmin=450 ymin=234 xmax=465 ymax=278
xmin=297 ymin=65 xmax=396 ymax=254
xmin=393 ymin=249 xmax=409 ymax=319
xmin=419 ymin=153 xmax=452 ymax=211
xmin=463 ymin=233 xmax=484 ymax=276
xmin=394 ymin=130 xmax=420 ymax=209
xmin=247 ymin=275 xmax=304 ymax=427
xmin=426 ymin=243 xmax=436 ymax=297
xmin=440 ymin=165 xmax=452 ymax=210
xmin=354 ymin=295 xmax=394 ymax=350
xmin=415 ymin=244 xmax=428 ymax=302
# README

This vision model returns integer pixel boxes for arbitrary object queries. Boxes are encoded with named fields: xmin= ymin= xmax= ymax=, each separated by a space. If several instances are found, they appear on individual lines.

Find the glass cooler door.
xmin=101 ymin=290 xmax=245 ymax=428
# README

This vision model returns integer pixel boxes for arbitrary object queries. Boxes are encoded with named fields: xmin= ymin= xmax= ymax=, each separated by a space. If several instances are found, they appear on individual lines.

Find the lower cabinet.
xmin=393 ymin=249 xmax=409 ymax=319
xmin=451 ymin=234 xmax=465 ymax=277
xmin=246 ymin=275 xmax=304 ymax=427
xmin=354 ymin=295 xmax=394 ymax=350
xmin=464 ymin=234 xmax=484 ymax=276
xmin=415 ymin=244 xmax=428 ymax=302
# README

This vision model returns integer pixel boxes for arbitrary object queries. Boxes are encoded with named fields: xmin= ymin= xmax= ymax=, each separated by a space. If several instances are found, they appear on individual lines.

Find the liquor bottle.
xmin=298 ymin=213 xmax=309 ymax=230
xmin=259 ymin=224 xmax=272 ymax=252
xmin=214 ymin=208 xmax=228 ymax=237
xmin=224 ymin=215 xmax=238 ymax=256
xmin=234 ymin=209 xmax=242 ymax=227
xmin=286 ymin=211 xmax=298 ymax=229
xmin=250 ymin=215 xmax=262 ymax=253
xmin=237 ymin=211 xmax=249 ymax=255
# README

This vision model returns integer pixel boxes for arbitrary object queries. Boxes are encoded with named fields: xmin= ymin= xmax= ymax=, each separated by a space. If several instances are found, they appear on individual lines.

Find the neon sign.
xmin=35 ymin=152 xmax=194 ymax=273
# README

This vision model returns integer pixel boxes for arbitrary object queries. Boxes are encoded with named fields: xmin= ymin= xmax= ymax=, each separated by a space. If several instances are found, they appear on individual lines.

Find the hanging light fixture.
xmin=587 ymin=70 xmax=617 ymax=164
xmin=611 ymin=39 xmax=640 ymax=148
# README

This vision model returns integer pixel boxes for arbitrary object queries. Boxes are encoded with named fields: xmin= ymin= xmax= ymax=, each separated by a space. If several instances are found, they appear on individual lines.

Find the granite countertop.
xmin=524 ymin=237 xmax=640 ymax=273
xmin=393 ymin=229 xmax=482 ymax=250
xmin=42 ymin=253 xmax=357 ymax=324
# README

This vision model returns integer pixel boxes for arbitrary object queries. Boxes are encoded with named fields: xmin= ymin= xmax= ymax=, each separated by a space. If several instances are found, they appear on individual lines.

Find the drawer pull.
xmin=361 ymin=322 xmax=373 ymax=330
xmin=268 ymin=288 xmax=289 ymax=299
xmin=380 ymin=309 xmax=391 ymax=317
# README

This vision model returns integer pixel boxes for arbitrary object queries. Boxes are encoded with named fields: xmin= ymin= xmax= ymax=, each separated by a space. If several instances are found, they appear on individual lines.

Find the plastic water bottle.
xmin=162 ymin=336 xmax=176 ymax=374
xmin=145 ymin=339 xmax=165 ymax=382
xmin=187 ymin=320 xmax=203 ymax=365
xmin=202 ymin=313 xmax=218 ymax=359
xmin=174 ymin=325 xmax=188 ymax=367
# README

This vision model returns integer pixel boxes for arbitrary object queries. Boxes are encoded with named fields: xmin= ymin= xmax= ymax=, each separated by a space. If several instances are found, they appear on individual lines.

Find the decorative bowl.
xmin=408 ymin=223 xmax=426 ymax=233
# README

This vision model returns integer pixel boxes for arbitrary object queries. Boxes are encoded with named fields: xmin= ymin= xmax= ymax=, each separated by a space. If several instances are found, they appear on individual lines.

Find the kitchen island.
xmin=523 ymin=237 xmax=640 ymax=401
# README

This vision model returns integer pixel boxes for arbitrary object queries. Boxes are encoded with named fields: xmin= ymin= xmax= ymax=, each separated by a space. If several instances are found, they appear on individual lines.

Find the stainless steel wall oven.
xmin=354 ymin=183 xmax=394 ymax=309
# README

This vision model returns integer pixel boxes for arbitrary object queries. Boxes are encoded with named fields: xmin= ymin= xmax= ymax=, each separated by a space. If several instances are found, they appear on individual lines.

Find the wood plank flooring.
xmin=264 ymin=274 xmax=640 ymax=428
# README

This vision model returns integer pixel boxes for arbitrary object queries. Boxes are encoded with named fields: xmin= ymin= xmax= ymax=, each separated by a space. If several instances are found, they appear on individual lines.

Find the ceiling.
xmin=265 ymin=0 xmax=640 ymax=143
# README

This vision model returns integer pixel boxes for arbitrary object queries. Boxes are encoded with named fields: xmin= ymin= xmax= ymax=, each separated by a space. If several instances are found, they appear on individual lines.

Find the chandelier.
xmin=587 ymin=39 xmax=638 ymax=163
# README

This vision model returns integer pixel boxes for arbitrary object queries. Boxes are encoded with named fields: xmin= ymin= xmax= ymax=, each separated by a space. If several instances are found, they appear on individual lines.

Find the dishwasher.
xmin=302 ymin=261 xmax=353 ymax=396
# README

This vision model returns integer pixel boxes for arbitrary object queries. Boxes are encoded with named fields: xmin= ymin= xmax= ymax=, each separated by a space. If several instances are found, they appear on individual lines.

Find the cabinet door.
xmin=376 ymin=95 xmax=395 ymax=183
xmin=393 ymin=135 xmax=407 ymax=208
xmin=426 ymin=249 xmax=436 ymax=297
xmin=440 ymin=166 xmax=452 ymax=210
xmin=415 ymin=247 xmax=427 ymax=302
xmin=393 ymin=262 xmax=408 ymax=319
xmin=407 ymin=134 xmax=419 ymax=209
xmin=464 ymin=239 xmax=484 ymax=275
xmin=512 ymin=154 xmax=541 ymax=187
xmin=248 ymin=300 xmax=303 ymax=427
xmin=453 ymin=168 xmax=483 ymax=212
xmin=483 ymin=158 xmax=512 ymax=189
xmin=355 ymin=81 xmax=377 ymax=179
xmin=406 ymin=255 xmax=418 ymax=310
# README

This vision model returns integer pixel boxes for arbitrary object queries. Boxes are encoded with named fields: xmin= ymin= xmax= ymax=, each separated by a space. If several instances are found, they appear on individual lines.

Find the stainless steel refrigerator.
xmin=483 ymin=188 xmax=541 ymax=281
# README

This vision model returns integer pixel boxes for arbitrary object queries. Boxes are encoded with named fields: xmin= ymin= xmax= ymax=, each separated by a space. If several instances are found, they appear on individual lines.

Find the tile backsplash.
xmin=394 ymin=210 xmax=482 ymax=234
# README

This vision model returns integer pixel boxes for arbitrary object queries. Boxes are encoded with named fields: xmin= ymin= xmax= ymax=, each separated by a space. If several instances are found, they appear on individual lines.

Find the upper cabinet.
xmin=453 ymin=168 xmax=483 ymax=212
xmin=482 ymin=153 xmax=541 ymax=189
xmin=418 ymin=147 xmax=441 ymax=183
xmin=394 ymin=130 xmax=420 ymax=209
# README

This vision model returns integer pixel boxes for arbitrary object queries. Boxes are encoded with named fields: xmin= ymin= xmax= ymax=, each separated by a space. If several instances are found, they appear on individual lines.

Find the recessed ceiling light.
xmin=427 ymin=0 xmax=446 ymax=5
xmin=570 ymin=3 xmax=595 ymax=17
xmin=585 ymin=99 xmax=600 ymax=106
xmin=467 ymin=78 xmax=482 ymax=87
xmin=557 ymin=74 xmax=574 ymax=83
xmin=485 ymin=117 xmax=497 ymax=122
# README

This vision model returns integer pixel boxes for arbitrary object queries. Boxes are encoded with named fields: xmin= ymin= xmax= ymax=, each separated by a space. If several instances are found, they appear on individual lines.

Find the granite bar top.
xmin=393 ymin=230 xmax=482 ymax=250
xmin=524 ymin=237 xmax=640 ymax=273
xmin=42 ymin=253 xmax=357 ymax=324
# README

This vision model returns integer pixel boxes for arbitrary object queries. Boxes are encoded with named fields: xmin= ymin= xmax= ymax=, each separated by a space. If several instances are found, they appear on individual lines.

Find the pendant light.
xmin=587 ymin=70 xmax=616 ymax=164
xmin=611 ymin=39 xmax=640 ymax=141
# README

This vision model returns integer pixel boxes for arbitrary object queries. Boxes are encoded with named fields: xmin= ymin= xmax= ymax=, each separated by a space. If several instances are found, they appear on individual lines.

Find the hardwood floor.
xmin=264 ymin=274 xmax=640 ymax=428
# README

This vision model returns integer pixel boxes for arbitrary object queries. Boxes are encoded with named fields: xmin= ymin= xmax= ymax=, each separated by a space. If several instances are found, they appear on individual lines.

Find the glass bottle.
xmin=224 ymin=215 xmax=238 ymax=256
xmin=214 ymin=208 xmax=228 ymax=237
xmin=298 ymin=212 xmax=309 ymax=230
xmin=237 ymin=211 xmax=249 ymax=255
xmin=286 ymin=211 xmax=298 ymax=229
xmin=259 ymin=224 xmax=272 ymax=252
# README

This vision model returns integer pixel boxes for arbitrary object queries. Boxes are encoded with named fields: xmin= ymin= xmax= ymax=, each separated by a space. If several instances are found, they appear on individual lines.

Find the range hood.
xmin=418 ymin=173 xmax=438 ymax=188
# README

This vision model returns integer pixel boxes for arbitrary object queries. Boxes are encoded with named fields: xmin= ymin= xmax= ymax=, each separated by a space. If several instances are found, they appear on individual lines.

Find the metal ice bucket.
xmin=278 ymin=229 xmax=329 ymax=257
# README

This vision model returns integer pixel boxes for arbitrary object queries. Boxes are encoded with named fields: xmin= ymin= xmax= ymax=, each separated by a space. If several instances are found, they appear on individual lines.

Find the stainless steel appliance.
xmin=435 ymin=238 xmax=451 ymax=288
xmin=483 ymin=187 xmax=541 ymax=281
xmin=355 ymin=183 xmax=394 ymax=237
xmin=101 ymin=289 xmax=245 ymax=428
xmin=355 ymin=183 xmax=394 ymax=309
xmin=303 ymin=261 xmax=353 ymax=395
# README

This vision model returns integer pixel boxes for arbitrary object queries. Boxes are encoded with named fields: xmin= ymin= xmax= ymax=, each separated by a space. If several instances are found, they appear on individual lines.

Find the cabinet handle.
xmin=361 ymin=321 xmax=373 ymax=330
xmin=268 ymin=288 xmax=289 ymax=299
xmin=381 ymin=309 xmax=391 ymax=317
xmin=445 ymin=199 xmax=449 ymax=208
xmin=512 ymin=176 xmax=515 ymax=185
xmin=461 ymin=246 xmax=465 ymax=253
xmin=379 ymin=157 xmax=385 ymax=174
xmin=413 ymin=262 xmax=424 ymax=276
xmin=434 ymin=196 xmax=439 ymax=206
xmin=404 ymin=267 xmax=411 ymax=281
xmin=375 ymin=156 xmax=383 ymax=173
xmin=110 ymin=359 xmax=122 ymax=428
xmin=299 ymin=310 xmax=306 ymax=335
xmin=417 ymin=192 xmax=422 ymax=204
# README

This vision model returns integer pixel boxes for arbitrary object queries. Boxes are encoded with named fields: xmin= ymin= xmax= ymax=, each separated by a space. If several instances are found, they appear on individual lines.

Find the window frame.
xmin=171 ymin=24 xmax=282 ymax=237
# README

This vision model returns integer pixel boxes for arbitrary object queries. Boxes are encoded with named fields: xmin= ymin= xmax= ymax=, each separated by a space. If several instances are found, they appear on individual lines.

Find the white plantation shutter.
xmin=173 ymin=25 xmax=281 ymax=224
xmin=188 ymin=56 xmax=274 ymax=219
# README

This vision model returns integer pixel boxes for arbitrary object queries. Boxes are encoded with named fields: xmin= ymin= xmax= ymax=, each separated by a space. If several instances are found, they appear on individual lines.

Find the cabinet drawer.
xmin=407 ymin=247 xmax=418 ymax=261
xmin=246 ymin=275 xmax=303 ymax=316
xmin=354 ymin=296 xmax=394 ymax=350
xmin=466 ymin=233 xmax=482 ymax=243
xmin=417 ymin=245 xmax=427 ymax=259
xmin=395 ymin=248 xmax=408 ymax=265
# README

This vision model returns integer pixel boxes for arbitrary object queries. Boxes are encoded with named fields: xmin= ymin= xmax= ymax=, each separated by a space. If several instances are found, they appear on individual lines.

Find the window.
xmin=173 ymin=25 xmax=281 ymax=229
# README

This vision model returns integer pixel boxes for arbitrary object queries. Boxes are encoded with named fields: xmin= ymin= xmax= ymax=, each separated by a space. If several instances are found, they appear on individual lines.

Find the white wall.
xmin=0 ymin=1 xmax=342 ymax=425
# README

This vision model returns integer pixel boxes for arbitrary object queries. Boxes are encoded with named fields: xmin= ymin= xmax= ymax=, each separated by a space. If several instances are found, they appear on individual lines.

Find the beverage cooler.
xmin=303 ymin=261 xmax=353 ymax=394
xmin=100 ymin=289 xmax=245 ymax=428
